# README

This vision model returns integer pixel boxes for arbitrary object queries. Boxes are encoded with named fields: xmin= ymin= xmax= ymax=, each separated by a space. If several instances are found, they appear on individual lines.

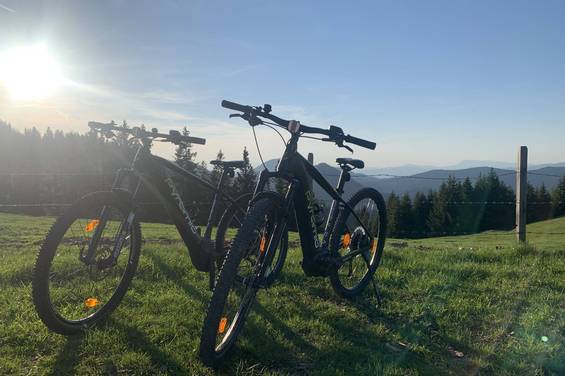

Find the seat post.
xmin=204 ymin=168 xmax=229 ymax=239
xmin=336 ymin=166 xmax=351 ymax=195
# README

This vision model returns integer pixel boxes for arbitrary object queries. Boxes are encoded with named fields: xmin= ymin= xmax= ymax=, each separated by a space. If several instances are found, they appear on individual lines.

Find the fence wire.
xmin=1 ymin=170 xmax=564 ymax=237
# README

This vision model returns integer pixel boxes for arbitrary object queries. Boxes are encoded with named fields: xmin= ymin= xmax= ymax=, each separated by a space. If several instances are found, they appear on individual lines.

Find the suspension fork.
xmin=81 ymin=169 xmax=138 ymax=265
xmin=259 ymin=179 xmax=297 ymax=278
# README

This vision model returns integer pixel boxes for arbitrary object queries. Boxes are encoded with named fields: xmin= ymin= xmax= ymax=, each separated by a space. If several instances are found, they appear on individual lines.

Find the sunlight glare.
xmin=0 ymin=45 xmax=64 ymax=100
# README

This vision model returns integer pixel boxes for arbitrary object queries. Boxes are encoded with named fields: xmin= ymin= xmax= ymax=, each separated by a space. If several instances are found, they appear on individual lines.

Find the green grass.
xmin=0 ymin=212 xmax=563 ymax=375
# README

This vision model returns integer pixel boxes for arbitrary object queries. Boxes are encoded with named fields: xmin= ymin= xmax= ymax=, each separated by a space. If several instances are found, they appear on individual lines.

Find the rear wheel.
xmin=329 ymin=188 xmax=386 ymax=298
xmin=32 ymin=191 xmax=141 ymax=335
xmin=200 ymin=197 xmax=284 ymax=366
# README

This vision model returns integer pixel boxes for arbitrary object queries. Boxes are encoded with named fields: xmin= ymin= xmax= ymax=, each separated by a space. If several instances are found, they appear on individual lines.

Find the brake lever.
xmin=334 ymin=137 xmax=353 ymax=153
xmin=343 ymin=145 xmax=354 ymax=153
xmin=247 ymin=115 xmax=263 ymax=126
xmin=229 ymin=113 xmax=243 ymax=118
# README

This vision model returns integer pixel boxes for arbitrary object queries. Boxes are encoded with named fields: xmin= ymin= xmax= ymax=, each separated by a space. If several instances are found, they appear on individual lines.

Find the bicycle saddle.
xmin=210 ymin=160 xmax=246 ymax=169
xmin=336 ymin=158 xmax=364 ymax=169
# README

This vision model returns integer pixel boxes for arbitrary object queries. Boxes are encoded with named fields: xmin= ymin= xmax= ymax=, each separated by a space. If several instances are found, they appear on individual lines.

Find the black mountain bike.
xmin=199 ymin=101 xmax=387 ymax=366
xmin=32 ymin=121 xmax=288 ymax=335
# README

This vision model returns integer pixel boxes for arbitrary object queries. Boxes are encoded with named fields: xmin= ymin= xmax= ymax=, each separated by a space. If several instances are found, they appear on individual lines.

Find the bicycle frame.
xmin=84 ymin=140 xmax=244 ymax=271
xmin=252 ymin=133 xmax=372 ymax=262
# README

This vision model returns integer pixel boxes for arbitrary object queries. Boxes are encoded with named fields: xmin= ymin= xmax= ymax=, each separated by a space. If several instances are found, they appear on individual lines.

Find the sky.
xmin=1 ymin=0 xmax=564 ymax=169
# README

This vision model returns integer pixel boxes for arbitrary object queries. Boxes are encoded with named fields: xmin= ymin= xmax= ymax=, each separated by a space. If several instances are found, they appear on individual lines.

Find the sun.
xmin=0 ymin=45 xmax=64 ymax=101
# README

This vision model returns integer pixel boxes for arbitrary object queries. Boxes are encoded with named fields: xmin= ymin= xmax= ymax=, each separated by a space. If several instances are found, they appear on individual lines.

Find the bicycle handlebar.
xmin=343 ymin=134 xmax=376 ymax=150
xmin=87 ymin=121 xmax=206 ymax=145
xmin=221 ymin=100 xmax=376 ymax=150
xmin=221 ymin=100 xmax=253 ymax=114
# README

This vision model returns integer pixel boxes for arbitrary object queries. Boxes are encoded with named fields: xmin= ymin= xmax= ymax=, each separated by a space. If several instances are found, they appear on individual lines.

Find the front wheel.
xmin=329 ymin=188 xmax=387 ymax=298
xmin=200 ymin=197 xmax=285 ymax=366
xmin=215 ymin=193 xmax=288 ymax=287
xmin=32 ymin=191 xmax=141 ymax=335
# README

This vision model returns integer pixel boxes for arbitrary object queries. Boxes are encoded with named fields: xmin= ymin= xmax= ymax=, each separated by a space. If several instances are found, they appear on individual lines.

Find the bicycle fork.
xmin=254 ymin=181 xmax=297 ymax=287
xmin=81 ymin=169 xmax=139 ymax=266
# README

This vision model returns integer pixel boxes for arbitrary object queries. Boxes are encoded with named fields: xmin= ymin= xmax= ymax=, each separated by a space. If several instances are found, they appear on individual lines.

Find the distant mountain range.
xmin=362 ymin=160 xmax=565 ymax=177
xmin=255 ymin=159 xmax=565 ymax=199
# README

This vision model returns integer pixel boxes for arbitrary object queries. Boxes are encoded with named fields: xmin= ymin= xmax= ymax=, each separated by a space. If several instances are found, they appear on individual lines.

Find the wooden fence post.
xmin=516 ymin=146 xmax=528 ymax=242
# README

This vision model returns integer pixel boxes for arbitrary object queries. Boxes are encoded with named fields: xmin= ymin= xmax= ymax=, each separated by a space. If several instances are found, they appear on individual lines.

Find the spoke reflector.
xmin=218 ymin=317 xmax=228 ymax=334
xmin=85 ymin=219 xmax=100 ymax=232
xmin=342 ymin=232 xmax=351 ymax=248
xmin=84 ymin=297 xmax=99 ymax=309
xmin=259 ymin=234 xmax=267 ymax=253
xmin=370 ymin=239 xmax=377 ymax=255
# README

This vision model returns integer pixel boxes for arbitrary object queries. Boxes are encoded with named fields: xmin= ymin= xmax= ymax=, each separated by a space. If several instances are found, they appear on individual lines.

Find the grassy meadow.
xmin=0 ymin=212 xmax=563 ymax=375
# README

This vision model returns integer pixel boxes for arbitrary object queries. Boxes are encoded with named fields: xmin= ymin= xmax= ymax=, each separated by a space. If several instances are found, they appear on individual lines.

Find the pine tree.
xmin=473 ymin=169 xmax=515 ymax=231
xmin=171 ymin=127 xmax=201 ymax=212
xmin=526 ymin=183 xmax=538 ymax=223
xmin=210 ymin=149 xmax=225 ymax=188
xmin=552 ymin=175 xmax=565 ymax=217
xmin=174 ymin=127 xmax=197 ymax=172
xmin=386 ymin=192 xmax=400 ymax=237
xmin=412 ymin=192 xmax=430 ymax=236
xmin=397 ymin=193 xmax=415 ymax=237
xmin=427 ymin=176 xmax=463 ymax=234
xmin=537 ymin=184 xmax=552 ymax=220
xmin=234 ymin=147 xmax=257 ymax=196
xmin=458 ymin=177 xmax=477 ymax=233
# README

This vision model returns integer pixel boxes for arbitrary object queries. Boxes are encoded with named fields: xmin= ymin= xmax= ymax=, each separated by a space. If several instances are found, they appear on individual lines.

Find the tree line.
xmin=386 ymin=171 xmax=565 ymax=238
xmin=2 ymin=120 xmax=564 ymax=237
xmin=0 ymin=120 xmax=257 ymax=224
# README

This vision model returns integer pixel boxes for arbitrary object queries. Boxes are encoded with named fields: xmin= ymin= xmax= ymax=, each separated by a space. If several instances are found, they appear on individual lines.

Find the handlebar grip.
xmin=221 ymin=100 xmax=252 ymax=113
xmin=345 ymin=135 xmax=376 ymax=150
xmin=299 ymin=124 xmax=330 ymax=136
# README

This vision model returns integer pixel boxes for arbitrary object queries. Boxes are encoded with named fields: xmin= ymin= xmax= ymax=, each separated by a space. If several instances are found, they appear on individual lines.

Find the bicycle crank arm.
xmin=340 ymin=246 xmax=371 ymax=264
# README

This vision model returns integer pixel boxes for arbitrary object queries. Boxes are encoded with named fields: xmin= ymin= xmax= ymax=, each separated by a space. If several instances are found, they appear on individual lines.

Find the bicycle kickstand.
xmin=370 ymin=274 xmax=383 ymax=308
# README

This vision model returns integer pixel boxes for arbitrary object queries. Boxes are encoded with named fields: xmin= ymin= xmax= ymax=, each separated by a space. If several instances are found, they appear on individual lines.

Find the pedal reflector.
xmin=85 ymin=219 xmax=100 ymax=232
xmin=218 ymin=317 xmax=228 ymax=334
xmin=342 ymin=232 xmax=351 ymax=248
xmin=84 ymin=297 xmax=99 ymax=309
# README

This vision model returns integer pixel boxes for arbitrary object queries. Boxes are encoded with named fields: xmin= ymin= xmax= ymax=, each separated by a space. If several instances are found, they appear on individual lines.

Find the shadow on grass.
xmin=112 ymin=320 xmax=188 ymax=374
xmin=214 ymin=288 xmax=448 ymax=375
xmin=147 ymin=252 xmax=208 ymax=304
xmin=143 ymin=250 xmax=467 ymax=374
xmin=303 ymin=282 xmax=478 ymax=374
xmin=51 ymin=335 xmax=83 ymax=375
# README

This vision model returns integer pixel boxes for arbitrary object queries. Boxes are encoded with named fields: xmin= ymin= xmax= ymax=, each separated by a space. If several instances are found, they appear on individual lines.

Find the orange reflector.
xmin=370 ymin=239 xmax=377 ymax=255
xmin=84 ymin=297 xmax=99 ymax=309
xmin=342 ymin=232 xmax=351 ymax=248
xmin=218 ymin=317 xmax=228 ymax=334
xmin=259 ymin=234 xmax=267 ymax=254
xmin=85 ymin=219 xmax=100 ymax=232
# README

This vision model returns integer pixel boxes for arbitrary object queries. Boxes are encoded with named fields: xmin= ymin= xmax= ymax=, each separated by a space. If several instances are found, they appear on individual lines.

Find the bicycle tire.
xmin=215 ymin=193 xmax=288 ymax=286
xmin=329 ymin=188 xmax=386 ymax=298
xmin=32 ymin=191 xmax=141 ymax=335
xmin=200 ymin=197 xmax=282 ymax=366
